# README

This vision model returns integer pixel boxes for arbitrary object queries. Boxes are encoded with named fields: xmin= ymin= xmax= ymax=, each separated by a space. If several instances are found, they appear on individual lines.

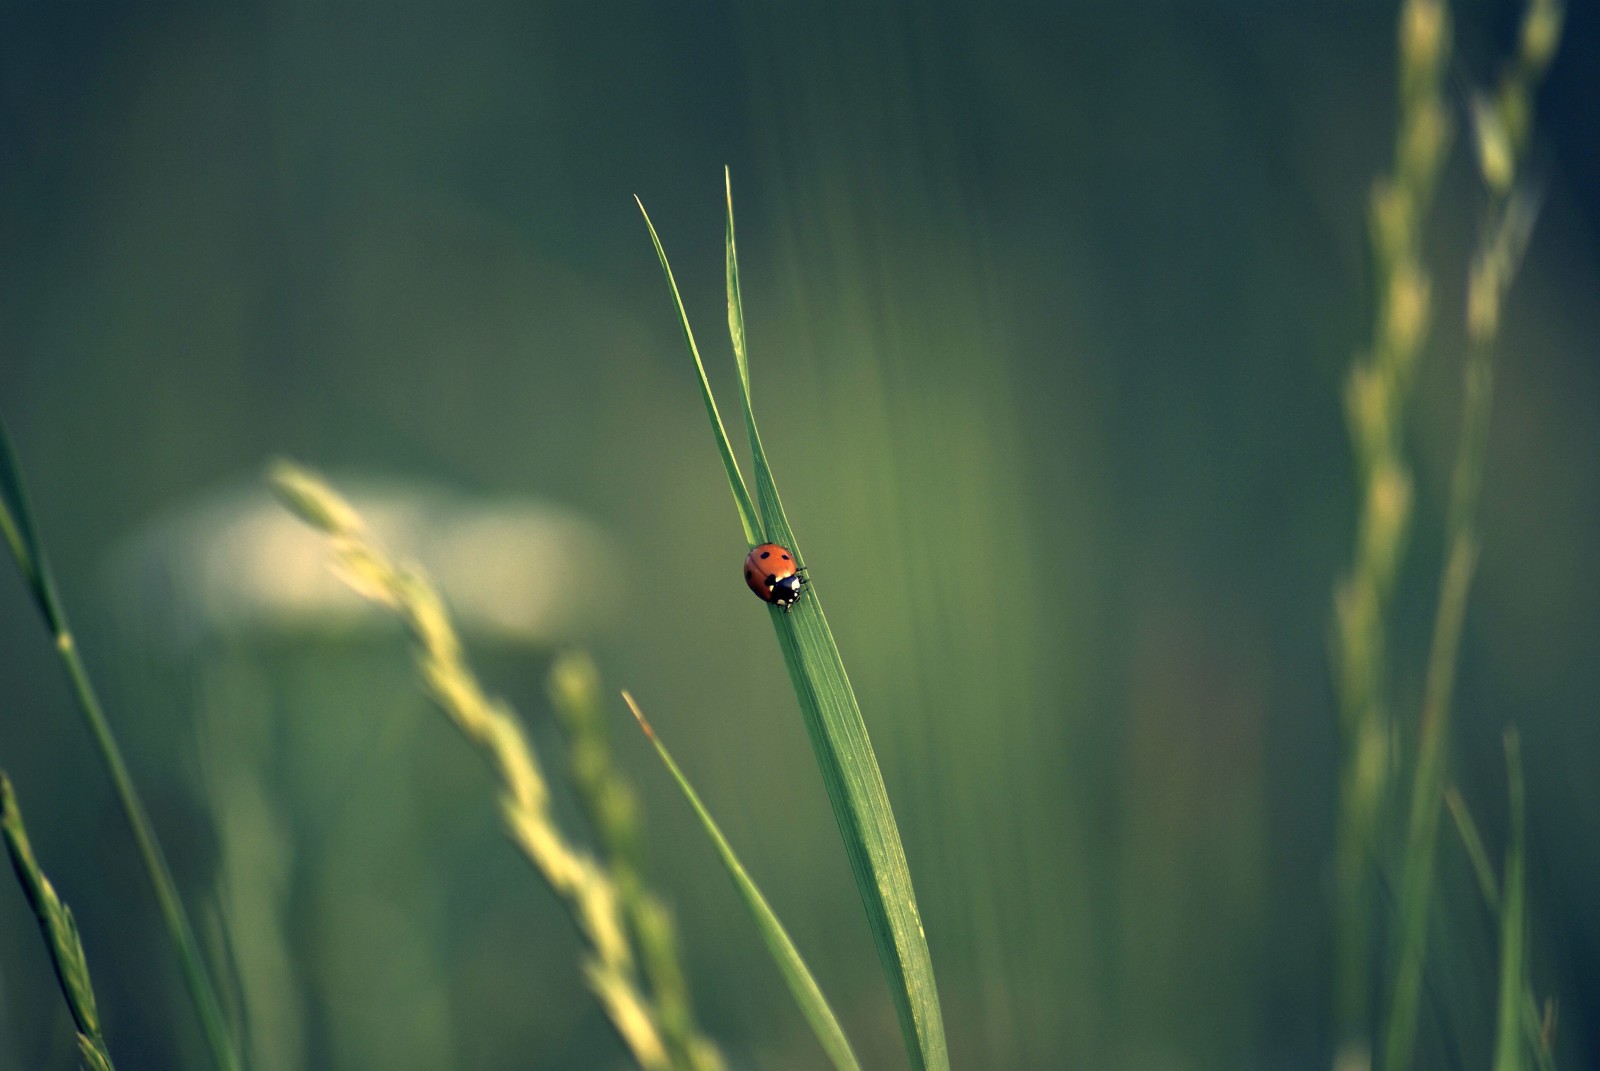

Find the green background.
xmin=2 ymin=3 xmax=1597 ymax=1068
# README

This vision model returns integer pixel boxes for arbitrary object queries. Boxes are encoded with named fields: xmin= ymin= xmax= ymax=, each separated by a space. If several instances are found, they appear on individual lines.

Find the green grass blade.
xmin=1445 ymin=786 xmax=1501 ymax=911
xmin=2 ymin=773 xmax=118 ymax=1071
xmin=724 ymin=168 xmax=752 ymax=403
xmin=1447 ymin=784 xmax=1559 ymax=1071
xmin=549 ymin=654 xmax=726 ymax=1071
xmin=723 ymin=176 xmax=949 ymax=1071
xmin=1527 ymin=997 xmax=1558 ymax=1071
xmin=1491 ymin=730 xmax=1528 ymax=1071
xmin=636 ymin=195 xmax=761 ymax=546
xmin=0 ymin=415 xmax=241 ymax=1071
xmin=623 ymin=692 xmax=863 ymax=1071
xmin=0 ymin=419 xmax=61 ymax=631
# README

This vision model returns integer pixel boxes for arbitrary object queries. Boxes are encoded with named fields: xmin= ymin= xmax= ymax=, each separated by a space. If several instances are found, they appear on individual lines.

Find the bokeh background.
xmin=2 ymin=3 xmax=1597 ymax=1069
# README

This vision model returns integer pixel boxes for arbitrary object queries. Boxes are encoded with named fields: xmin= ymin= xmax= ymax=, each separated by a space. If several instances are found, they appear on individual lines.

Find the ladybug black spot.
xmin=766 ymin=574 xmax=777 ymax=585
xmin=781 ymin=553 xmax=790 ymax=560
xmin=759 ymin=550 xmax=771 ymax=559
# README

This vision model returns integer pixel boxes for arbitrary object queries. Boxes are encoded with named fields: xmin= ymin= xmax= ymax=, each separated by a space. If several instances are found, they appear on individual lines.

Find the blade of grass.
xmin=0 ymin=421 xmax=55 ymax=627
xmin=2 ymin=772 xmax=118 ymax=1071
xmin=1444 ymin=786 xmax=1500 ymax=910
xmin=722 ymin=170 xmax=949 ymax=1071
xmin=623 ymin=691 xmax=863 ymax=1071
xmin=1491 ymin=730 xmax=1527 ymax=1071
xmin=636 ymin=196 xmax=761 ymax=547
xmin=1531 ymin=999 xmax=1557 ymax=1071
xmin=0 ymin=415 xmax=241 ymax=1071
xmin=1445 ymin=785 xmax=1559 ymax=1071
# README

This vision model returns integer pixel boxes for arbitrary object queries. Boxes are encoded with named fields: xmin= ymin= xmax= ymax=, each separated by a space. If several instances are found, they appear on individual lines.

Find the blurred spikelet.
xmin=270 ymin=459 xmax=719 ymax=1071
xmin=549 ymin=652 xmax=725 ymax=1071
xmin=1384 ymin=1 xmax=1562 ymax=1066
xmin=1331 ymin=3 xmax=1453 ymax=1063
xmin=1 ymin=773 xmax=117 ymax=1071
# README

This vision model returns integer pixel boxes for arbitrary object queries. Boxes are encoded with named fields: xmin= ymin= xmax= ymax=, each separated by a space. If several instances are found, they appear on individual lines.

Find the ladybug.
xmin=743 ymin=542 xmax=807 ymax=612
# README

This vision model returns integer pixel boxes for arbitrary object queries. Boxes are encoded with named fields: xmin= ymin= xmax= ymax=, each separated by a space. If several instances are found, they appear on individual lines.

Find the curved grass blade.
xmin=2 ymin=773 xmax=118 ymax=1071
xmin=1445 ymin=784 xmax=1559 ymax=1071
xmin=623 ymin=692 xmax=863 ymax=1071
xmin=636 ymin=196 xmax=761 ymax=546
xmin=0 ymin=419 xmax=61 ymax=630
xmin=0 ymin=415 xmax=241 ymax=1071
xmin=724 ymin=173 xmax=949 ymax=1071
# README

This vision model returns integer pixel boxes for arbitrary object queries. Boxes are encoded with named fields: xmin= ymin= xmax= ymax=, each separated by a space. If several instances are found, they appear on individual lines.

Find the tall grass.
xmin=1331 ymin=0 xmax=1563 ymax=1068
xmin=0 ymin=417 xmax=242 ymax=1071
xmin=637 ymin=172 xmax=950 ymax=1071
xmin=1330 ymin=3 xmax=1451 ymax=1060
xmin=270 ymin=461 xmax=723 ymax=1071
xmin=1383 ymin=3 xmax=1562 ymax=1067
xmin=548 ymin=653 xmax=725 ymax=1071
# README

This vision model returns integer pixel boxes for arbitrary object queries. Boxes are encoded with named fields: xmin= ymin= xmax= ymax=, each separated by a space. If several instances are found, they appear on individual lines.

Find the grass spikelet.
xmin=2 ymin=773 xmax=117 ymax=1071
xmin=1330 ymin=3 xmax=1452 ymax=1058
xmin=269 ymin=460 xmax=677 ymax=1071
xmin=1383 ymin=3 xmax=1561 ymax=1065
xmin=549 ymin=653 xmax=726 ymax=1071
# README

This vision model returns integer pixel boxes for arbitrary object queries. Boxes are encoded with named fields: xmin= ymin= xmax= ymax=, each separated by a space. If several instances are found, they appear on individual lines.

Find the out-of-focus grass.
xmin=270 ymin=460 xmax=721 ymax=1071
xmin=1489 ymin=730 xmax=1528 ymax=1071
xmin=1384 ymin=2 xmax=1562 ymax=1068
xmin=549 ymin=652 xmax=723 ymax=1071
xmin=1 ymin=773 xmax=117 ymax=1071
xmin=0 ymin=416 xmax=241 ymax=1071
xmin=0 ymin=3 xmax=1591 ymax=1068
xmin=1330 ymin=1 xmax=1451 ymax=1058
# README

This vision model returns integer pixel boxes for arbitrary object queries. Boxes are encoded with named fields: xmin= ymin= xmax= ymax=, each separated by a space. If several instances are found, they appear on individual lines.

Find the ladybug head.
xmin=770 ymin=573 xmax=806 ymax=611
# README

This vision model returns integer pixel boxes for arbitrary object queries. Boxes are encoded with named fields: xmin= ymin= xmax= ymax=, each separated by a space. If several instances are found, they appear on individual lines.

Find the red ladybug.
xmin=743 ymin=543 xmax=807 ymax=612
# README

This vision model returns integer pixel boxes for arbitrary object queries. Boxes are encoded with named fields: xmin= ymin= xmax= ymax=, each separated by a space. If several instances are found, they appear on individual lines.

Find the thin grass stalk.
xmin=0 ymin=418 xmax=241 ymax=1071
xmin=1382 ymin=4 xmax=1561 ymax=1068
xmin=270 ymin=462 xmax=676 ymax=1071
xmin=624 ymin=692 xmax=864 ymax=1071
xmin=548 ymin=653 xmax=726 ymax=1071
xmin=1532 ymin=1001 xmax=1558 ymax=1071
xmin=1445 ymin=786 xmax=1560 ymax=1070
xmin=1444 ymin=786 xmax=1500 ymax=913
xmin=1 ymin=773 xmax=118 ymax=1071
xmin=1490 ymin=731 xmax=1527 ymax=1071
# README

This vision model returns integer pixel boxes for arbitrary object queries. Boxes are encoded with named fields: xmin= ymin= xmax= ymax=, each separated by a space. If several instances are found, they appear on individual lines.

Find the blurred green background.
xmin=2 ymin=2 xmax=1597 ymax=1069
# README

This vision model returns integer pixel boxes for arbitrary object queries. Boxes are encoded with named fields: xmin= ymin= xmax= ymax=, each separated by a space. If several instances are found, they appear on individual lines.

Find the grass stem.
xmin=0 ymin=418 xmax=241 ymax=1071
